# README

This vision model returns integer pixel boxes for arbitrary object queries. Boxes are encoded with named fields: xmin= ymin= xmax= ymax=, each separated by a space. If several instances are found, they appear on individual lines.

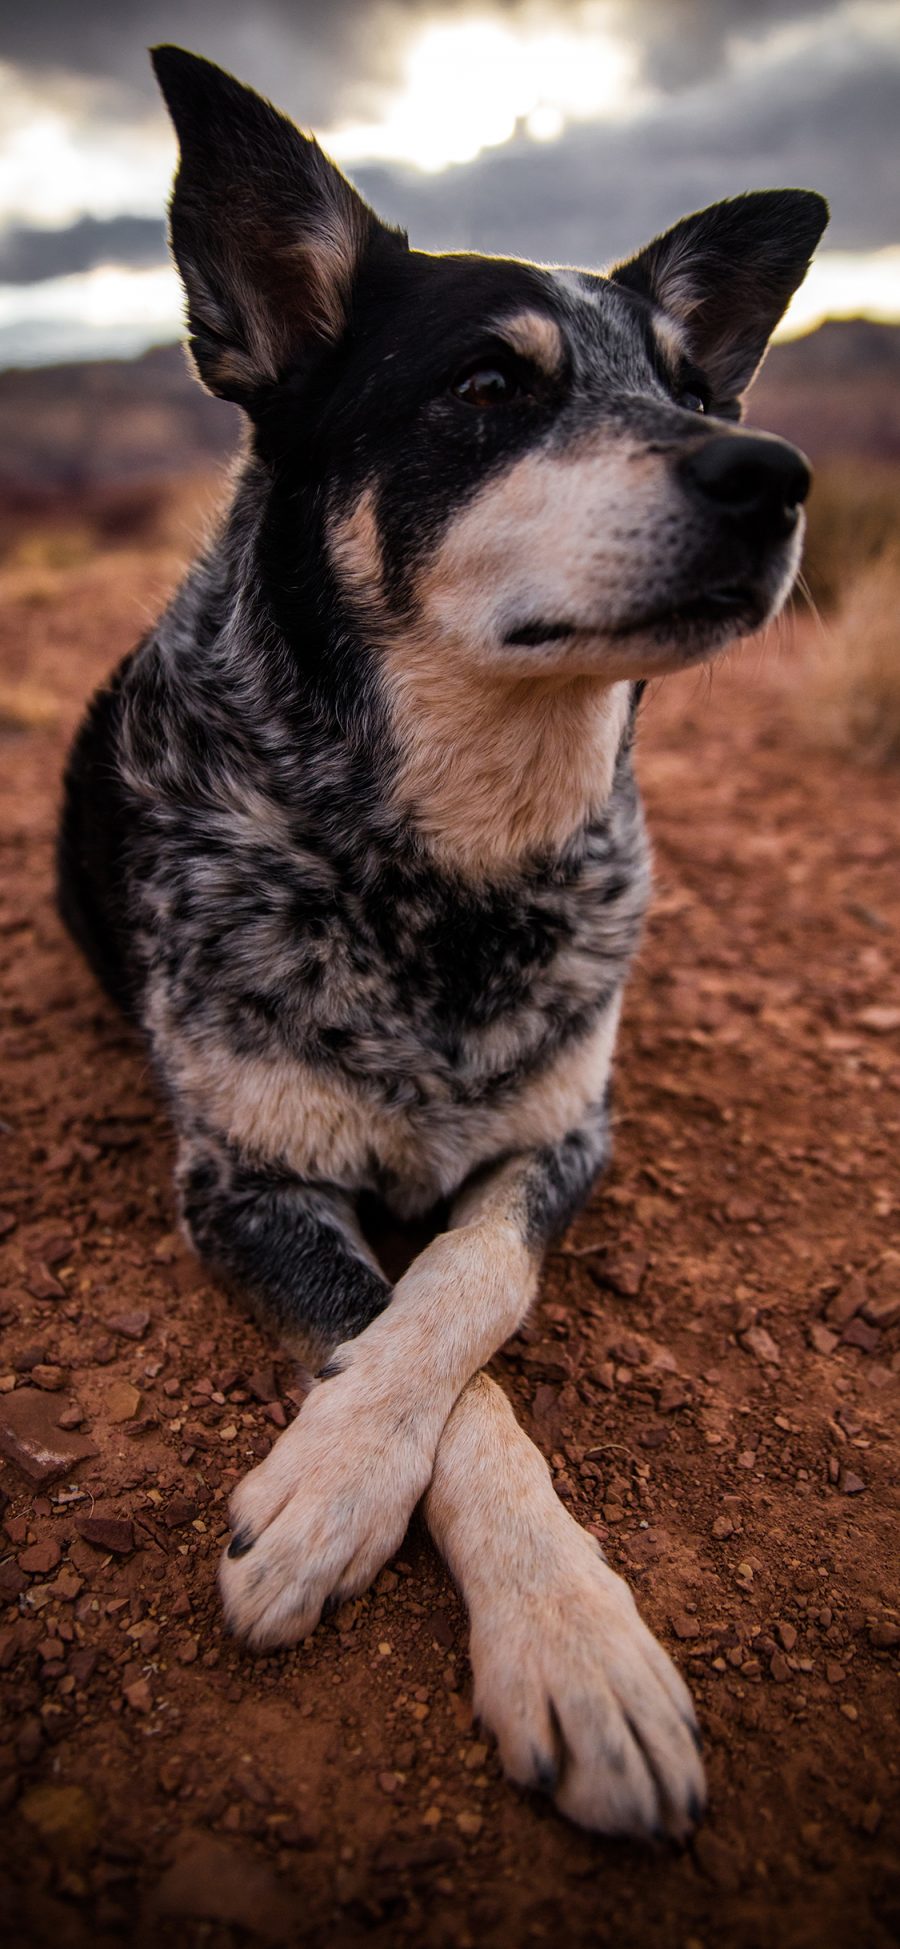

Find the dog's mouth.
xmin=503 ymin=584 xmax=764 ymax=650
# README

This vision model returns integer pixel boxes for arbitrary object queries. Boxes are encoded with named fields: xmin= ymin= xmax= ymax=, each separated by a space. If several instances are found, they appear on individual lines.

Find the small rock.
xmin=657 ymin=1375 xmax=691 ymax=1413
xmin=861 ymin=1291 xmax=900 ymax=1329
xmin=108 ymin=1310 xmax=151 ymax=1341
xmin=107 ymin=1380 xmax=142 ymax=1423
xmin=56 ymin=1403 xmax=85 ymax=1429
xmin=856 ymin=1005 xmax=900 ymax=1033
xmin=825 ymin=1660 xmax=846 ymax=1684
xmin=18 ymin=1539 xmax=62 ymax=1576
xmin=32 ymin=1364 xmax=66 ymax=1395
xmin=825 ymin=1274 xmax=867 ymax=1327
xmin=123 ymin=1677 xmax=153 ymax=1714
xmin=75 ymin=1515 xmax=135 ymax=1555
xmin=841 ymin=1471 xmax=865 ymax=1495
xmin=711 ymin=1515 xmax=735 ymax=1540
xmin=670 ymin=1612 xmax=701 ymax=1640
xmin=776 ymin=1622 xmax=798 ymax=1652
xmin=739 ymin=1325 xmax=780 ymax=1365
xmin=841 ymin=1318 xmax=881 ymax=1354
xmin=770 ymin=1652 xmax=791 ymax=1683
xmin=869 ymin=1620 xmax=900 ymax=1648
xmin=455 ymin=1811 xmax=483 ymax=1838
xmin=163 ymin=1493 xmax=198 ymax=1529
xmin=808 ymin=1323 xmax=838 ymax=1357
xmin=176 ymin=1636 xmax=199 ymax=1664
xmin=0 ymin=1388 xmax=98 ymax=1484
xmin=24 ymin=1263 xmax=65 ymax=1302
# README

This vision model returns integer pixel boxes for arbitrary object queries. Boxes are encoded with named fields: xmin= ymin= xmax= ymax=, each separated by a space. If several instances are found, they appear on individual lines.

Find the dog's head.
xmin=153 ymin=46 xmax=827 ymax=685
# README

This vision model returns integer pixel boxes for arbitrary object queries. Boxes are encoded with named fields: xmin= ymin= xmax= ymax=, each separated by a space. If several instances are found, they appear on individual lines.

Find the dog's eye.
xmin=452 ymin=361 xmax=523 ymax=408
xmin=678 ymin=389 xmax=706 ymax=415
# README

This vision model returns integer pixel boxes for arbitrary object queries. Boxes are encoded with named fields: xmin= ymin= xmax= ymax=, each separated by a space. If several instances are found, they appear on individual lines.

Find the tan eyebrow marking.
xmin=652 ymin=309 xmax=690 ymax=373
xmin=495 ymin=309 xmax=565 ymax=376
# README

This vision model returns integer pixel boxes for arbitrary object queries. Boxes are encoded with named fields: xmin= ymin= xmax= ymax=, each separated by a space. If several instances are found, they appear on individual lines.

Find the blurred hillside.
xmin=1 ymin=319 xmax=899 ymax=493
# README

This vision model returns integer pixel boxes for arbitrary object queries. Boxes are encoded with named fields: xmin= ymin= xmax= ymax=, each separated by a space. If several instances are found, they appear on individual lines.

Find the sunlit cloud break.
xmin=324 ymin=16 xmax=645 ymax=173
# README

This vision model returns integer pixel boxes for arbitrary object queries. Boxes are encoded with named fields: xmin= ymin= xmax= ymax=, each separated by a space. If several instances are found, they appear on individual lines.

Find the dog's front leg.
xmin=420 ymin=1132 xmax=706 ymax=1842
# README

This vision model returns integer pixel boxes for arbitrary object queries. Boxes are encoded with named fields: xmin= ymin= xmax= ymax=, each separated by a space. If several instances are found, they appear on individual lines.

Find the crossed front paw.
xmin=470 ymin=1523 xmax=706 ymax=1842
xmin=219 ymin=1367 xmax=431 ymax=1650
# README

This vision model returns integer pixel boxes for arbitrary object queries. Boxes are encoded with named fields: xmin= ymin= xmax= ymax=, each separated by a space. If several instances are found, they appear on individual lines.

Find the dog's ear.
xmin=151 ymin=45 xmax=404 ymax=405
xmin=612 ymin=190 xmax=828 ymax=412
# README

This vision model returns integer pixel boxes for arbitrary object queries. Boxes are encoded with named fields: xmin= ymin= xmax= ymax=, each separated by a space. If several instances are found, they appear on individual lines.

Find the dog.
xmin=57 ymin=44 xmax=827 ymax=1841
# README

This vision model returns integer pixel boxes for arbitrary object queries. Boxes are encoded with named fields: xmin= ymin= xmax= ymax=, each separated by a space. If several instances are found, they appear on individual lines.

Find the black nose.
xmin=679 ymin=433 xmax=811 ymax=538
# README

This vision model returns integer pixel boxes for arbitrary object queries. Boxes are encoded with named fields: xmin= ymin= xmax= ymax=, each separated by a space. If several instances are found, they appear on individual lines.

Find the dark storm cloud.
xmin=0 ymin=215 xmax=165 ymax=283
xmin=0 ymin=0 xmax=862 ymax=123
xmin=1 ymin=1 xmax=897 ymax=291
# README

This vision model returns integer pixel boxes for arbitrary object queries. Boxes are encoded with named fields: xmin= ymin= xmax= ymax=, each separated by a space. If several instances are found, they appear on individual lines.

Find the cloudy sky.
xmin=1 ymin=0 xmax=898 ymax=366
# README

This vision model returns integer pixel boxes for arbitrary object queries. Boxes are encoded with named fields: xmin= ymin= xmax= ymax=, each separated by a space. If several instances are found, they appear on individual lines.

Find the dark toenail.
xmin=687 ymin=1718 xmax=704 ymax=1754
xmin=227 ymin=1529 xmax=254 ymax=1559
xmin=688 ymin=1789 xmax=705 ymax=1826
xmin=321 ymin=1593 xmax=340 ymax=1619
xmin=531 ymin=1749 xmax=557 ymax=1795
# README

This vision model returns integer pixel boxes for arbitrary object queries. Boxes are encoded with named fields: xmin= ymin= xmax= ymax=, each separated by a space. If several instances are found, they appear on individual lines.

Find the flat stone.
xmin=18 ymin=1539 xmax=62 ymax=1576
xmin=0 ymin=1389 xmax=98 ymax=1484
xmin=75 ymin=1515 xmax=135 ymax=1555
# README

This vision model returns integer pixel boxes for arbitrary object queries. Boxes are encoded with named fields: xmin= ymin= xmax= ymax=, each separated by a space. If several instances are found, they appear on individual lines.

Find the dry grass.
xmin=801 ymin=460 xmax=900 ymax=611
xmin=797 ymin=547 xmax=900 ymax=766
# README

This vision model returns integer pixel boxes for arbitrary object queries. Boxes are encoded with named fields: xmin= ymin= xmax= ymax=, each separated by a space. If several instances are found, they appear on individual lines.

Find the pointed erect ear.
xmin=151 ymin=45 xmax=405 ymax=405
xmin=612 ymin=190 xmax=829 ymax=412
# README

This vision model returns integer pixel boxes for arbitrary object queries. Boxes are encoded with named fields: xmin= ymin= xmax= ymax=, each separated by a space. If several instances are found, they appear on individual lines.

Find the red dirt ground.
xmin=0 ymin=487 xmax=898 ymax=1948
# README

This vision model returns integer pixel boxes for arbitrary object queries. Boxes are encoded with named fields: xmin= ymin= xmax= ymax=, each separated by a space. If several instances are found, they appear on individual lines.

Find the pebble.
xmin=24 ymin=1263 xmax=66 ymax=1302
xmin=108 ymin=1309 xmax=151 ymax=1340
xmin=107 ymin=1379 xmax=142 ymax=1423
xmin=670 ymin=1613 xmax=701 ymax=1640
xmin=163 ymin=1493 xmax=198 ymax=1528
xmin=841 ymin=1318 xmax=881 ymax=1354
xmin=455 ymin=1811 xmax=483 ymax=1838
xmin=825 ymin=1275 xmax=866 ymax=1327
xmin=123 ymin=1677 xmax=153 ymax=1714
xmin=0 ymin=1387 xmax=98 ymax=1483
xmin=861 ymin=1290 xmax=900 ymax=1329
xmin=31 ymin=1364 xmax=66 ymax=1391
xmin=739 ymin=1324 xmax=780 ymax=1365
xmin=841 ymin=1471 xmax=865 ymax=1495
xmin=808 ymin=1323 xmax=838 ymax=1356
